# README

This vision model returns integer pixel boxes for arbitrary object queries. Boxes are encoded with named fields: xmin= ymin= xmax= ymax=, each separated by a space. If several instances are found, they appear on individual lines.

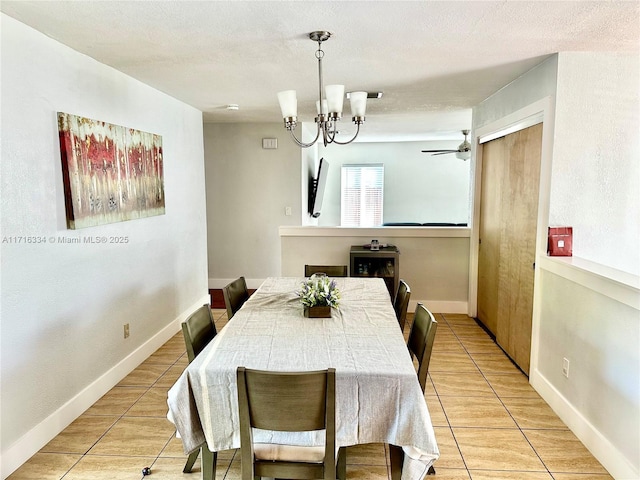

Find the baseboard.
xmin=0 ymin=294 xmax=209 ymax=480
xmin=530 ymin=368 xmax=638 ymax=480
xmin=409 ymin=299 xmax=468 ymax=314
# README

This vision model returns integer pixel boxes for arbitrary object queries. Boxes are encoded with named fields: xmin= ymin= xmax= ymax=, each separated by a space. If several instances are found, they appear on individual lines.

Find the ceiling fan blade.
xmin=431 ymin=151 xmax=456 ymax=156
xmin=420 ymin=149 xmax=458 ymax=153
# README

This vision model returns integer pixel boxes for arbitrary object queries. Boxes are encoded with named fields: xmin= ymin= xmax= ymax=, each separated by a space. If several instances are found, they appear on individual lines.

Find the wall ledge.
xmin=279 ymin=226 xmax=471 ymax=238
xmin=538 ymin=255 xmax=639 ymax=310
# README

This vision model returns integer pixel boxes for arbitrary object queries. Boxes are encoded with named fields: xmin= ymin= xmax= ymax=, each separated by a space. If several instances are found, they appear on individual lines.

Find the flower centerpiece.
xmin=297 ymin=274 xmax=340 ymax=318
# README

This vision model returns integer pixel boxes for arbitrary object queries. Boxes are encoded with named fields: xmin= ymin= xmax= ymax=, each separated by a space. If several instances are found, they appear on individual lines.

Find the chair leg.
xmin=182 ymin=448 xmax=199 ymax=473
xmin=337 ymin=447 xmax=346 ymax=480
xmin=389 ymin=444 xmax=404 ymax=480
xmin=427 ymin=464 xmax=436 ymax=475
xmin=201 ymin=446 xmax=217 ymax=480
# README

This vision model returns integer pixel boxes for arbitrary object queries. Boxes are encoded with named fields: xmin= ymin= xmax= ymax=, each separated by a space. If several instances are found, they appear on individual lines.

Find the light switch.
xmin=262 ymin=138 xmax=278 ymax=149
xmin=285 ymin=206 xmax=292 ymax=216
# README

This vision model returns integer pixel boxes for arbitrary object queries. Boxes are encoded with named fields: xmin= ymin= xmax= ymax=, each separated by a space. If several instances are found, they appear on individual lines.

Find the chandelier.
xmin=277 ymin=31 xmax=367 ymax=148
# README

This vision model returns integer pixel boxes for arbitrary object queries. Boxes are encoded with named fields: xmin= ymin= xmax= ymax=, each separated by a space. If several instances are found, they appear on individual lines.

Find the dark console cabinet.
xmin=350 ymin=245 xmax=399 ymax=297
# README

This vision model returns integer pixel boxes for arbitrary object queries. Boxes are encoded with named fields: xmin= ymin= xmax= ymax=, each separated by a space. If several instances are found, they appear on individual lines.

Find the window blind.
xmin=341 ymin=164 xmax=384 ymax=227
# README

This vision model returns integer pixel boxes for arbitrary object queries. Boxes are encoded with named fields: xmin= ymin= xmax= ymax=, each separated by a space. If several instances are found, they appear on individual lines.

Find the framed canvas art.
xmin=57 ymin=112 xmax=165 ymax=229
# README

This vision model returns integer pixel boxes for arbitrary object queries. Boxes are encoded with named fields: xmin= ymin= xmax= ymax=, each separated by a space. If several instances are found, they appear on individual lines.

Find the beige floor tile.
xmin=89 ymin=416 xmax=175 ymax=456
xmin=425 ymin=375 xmax=438 ymax=397
xmin=118 ymin=363 xmax=171 ymax=387
xmin=151 ymin=455 xmax=232 ymax=479
xmin=448 ymin=324 xmax=489 ymax=338
xmin=484 ymin=373 xmax=540 ymax=398
xmin=453 ymin=427 xmax=546 ymax=471
xmin=426 ymin=467 xmax=471 ymax=479
xmin=457 ymin=336 xmax=504 ymax=355
xmin=440 ymin=396 xmax=517 ymax=428
xmin=7 ymin=453 xmax=80 ymax=479
xmin=84 ymin=387 xmax=147 ymax=416
xmin=126 ymin=387 xmax=172 ymax=417
xmin=345 ymin=442 xmax=386 ymax=465
xmin=155 ymin=364 xmax=187 ymax=388
xmin=62 ymin=454 xmax=156 ymax=480
xmin=426 ymin=395 xmax=449 ymax=427
xmin=158 ymin=435 xmax=236 ymax=461
xmin=429 ymin=353 xmax=480 ymax=373
xmin=470 ymin=471 xmax=553 ymax=479
xmin=501 ymin=397 xmax=568 ymax=429
xmin=40 ymin=415 xmax=119 ymax=454
xmin=433 ymin=426 xmax=466 ymax=468
xmin=430 ymin=371 xmax=496 ymax=397
xmin=433 ymin=341 xmax=469 ymax=356
xmin=222 ymin=459 xmax=241 ymax=480
xmin=347 ymin=464 xmax=389 ymax=479
xmin=443 ymin=315 xmax=478 ymax=325
xmin=147 ymin=346 xmax=185 ymax=365
xmin=523 ymin=429 xmax=609 ymax=474
xmin=472 ymin=354 xmax=521 ymax=374
xmin=551 ymin=474 xmax=613 ymax=479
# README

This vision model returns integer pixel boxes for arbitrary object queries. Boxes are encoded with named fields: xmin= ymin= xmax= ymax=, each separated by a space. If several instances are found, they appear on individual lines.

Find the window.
xmin=341 ymin=164 xmax=384 ymax=227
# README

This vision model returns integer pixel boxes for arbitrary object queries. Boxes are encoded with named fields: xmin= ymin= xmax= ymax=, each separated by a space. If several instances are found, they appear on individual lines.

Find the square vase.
xmin=304 ymin=306 xmax=332 ymax=318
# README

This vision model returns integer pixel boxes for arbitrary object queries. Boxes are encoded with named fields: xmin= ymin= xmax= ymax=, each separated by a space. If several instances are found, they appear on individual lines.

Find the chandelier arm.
xmin=289 ymin=124 xmax=321 ymax=148
xmin=330 ymin=123 xmax=361 ymax=145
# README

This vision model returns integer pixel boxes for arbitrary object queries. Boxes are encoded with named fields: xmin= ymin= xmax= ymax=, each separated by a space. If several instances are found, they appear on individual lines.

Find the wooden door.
xmin=477 ymin=123 xmax=542 ymax=374
xmin=476 ymin=139 xmax=505 ymax=334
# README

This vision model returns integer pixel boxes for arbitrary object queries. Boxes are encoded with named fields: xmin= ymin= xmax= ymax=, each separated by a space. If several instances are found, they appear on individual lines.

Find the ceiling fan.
xmin=422 ymin=129 xmax=471 ymax=160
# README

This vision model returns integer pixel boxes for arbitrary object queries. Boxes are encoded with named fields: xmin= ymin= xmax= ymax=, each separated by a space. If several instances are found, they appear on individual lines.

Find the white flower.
xmin=296 ymin=274 xmax=340 ymax=308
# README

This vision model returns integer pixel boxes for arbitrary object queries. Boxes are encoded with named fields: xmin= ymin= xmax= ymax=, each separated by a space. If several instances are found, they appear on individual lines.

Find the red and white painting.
xmin=58 ymin=112 xmax=164 ymax=229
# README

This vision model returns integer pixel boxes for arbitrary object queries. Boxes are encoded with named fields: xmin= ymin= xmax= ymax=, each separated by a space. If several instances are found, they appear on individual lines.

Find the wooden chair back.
xmin=181 ymin=304 xmax=217 ymax=363
xmin=236 ymin=367 xmax=338 ymax=480
xmin=180 ymin=304 xmax=218 ymax=474
xmin=222 ymin=276 xmax=249 ymax=319
xmin=304 ymin=265 xmax=348 ymax=277
xmin=393 ymin=279 xmax=411 ymax=332
xmin=408 ymin=303 xmax=438 ymax=392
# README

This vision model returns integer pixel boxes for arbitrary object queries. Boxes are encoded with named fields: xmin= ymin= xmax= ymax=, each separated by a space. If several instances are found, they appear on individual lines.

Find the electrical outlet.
xmin=124 ymin=323 xmax=130 ymax=339
xmin=562 ymin=357 xmax=570 ymax=378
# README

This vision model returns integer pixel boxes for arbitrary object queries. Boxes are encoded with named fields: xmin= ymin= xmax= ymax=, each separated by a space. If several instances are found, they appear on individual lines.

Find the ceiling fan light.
xmin=277 ymin=90 xmax=297 ymax=118
xmin=456 ymin=150 xmax=471 ymax=161
xmin=349 ymin=91 xmax=367 ymax=117
xmin=325 ymin=84 xmax=345 ymax=114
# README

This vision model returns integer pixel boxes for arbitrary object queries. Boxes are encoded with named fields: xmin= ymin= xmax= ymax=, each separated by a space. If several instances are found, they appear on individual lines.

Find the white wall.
xmin=0 ymin=15 xmax=209 ymax=476
xmin=316 ymin=141 xmax=470 ymax=226
xmin=203 ymin=123 xmax=301 ymax=287
xmin=552 ymin=52 xmax=640 ymax=276
xmin=473 ymin=52 xmax=640 ymax=478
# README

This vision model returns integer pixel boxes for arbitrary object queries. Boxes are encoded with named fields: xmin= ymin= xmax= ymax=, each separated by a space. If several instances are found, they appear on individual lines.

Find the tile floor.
xmin=8 ymin=311 xmax=613 ymax=480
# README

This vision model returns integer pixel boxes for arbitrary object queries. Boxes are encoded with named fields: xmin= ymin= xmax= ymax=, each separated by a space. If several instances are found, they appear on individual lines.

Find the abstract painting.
xmin=57 ymin=112 xmax=164 ymax=229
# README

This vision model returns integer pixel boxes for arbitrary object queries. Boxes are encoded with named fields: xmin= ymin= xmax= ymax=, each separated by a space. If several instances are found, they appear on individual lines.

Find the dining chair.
xmin=236 ymin=366 xmax=346 ymax=480
xmin=304 ymin=265 xmax=348 ymax=277
xmin=393 ymin=279 xmax=411 ymax=333
xmin=181 ymin=304 xmax=218 ymax=474
xmin=223 ymin=276 xmax=249 ymax=319
xmin=404 ymin=302 xmax=438 ymax=476
xmin=407 ymin=302 xmax=438 ymax=393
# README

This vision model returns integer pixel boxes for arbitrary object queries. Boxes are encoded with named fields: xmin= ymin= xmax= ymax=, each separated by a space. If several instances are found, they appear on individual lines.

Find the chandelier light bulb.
xmin=277 ymin=31 xmax=366 ymax=148
xmin=349 ymin=91 xmax=367 ymax=117
xmin=277 ymin=90 xmax=297 ymax=118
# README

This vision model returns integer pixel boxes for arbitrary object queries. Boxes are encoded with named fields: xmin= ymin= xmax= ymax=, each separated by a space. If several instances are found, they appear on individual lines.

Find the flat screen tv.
xmin=308 ymin=158 xmax=329 ymax=218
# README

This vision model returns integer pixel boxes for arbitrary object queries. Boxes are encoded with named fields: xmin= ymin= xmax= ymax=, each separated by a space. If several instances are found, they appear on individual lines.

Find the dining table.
xmin=167 ymin=276 xmax=439 ymax=480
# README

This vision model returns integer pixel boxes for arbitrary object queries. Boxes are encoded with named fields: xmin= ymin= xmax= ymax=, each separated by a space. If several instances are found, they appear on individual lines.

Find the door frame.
xmin=468 ymin=96 xmax=556 ymax=373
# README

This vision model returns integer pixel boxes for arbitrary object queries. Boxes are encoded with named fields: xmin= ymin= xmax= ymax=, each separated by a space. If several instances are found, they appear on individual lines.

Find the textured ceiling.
xmin=2 ymin=1 xmax=638 ymax=142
